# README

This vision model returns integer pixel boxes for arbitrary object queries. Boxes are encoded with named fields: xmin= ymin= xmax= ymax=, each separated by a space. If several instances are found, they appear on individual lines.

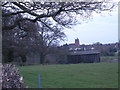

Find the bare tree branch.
xmin=2 ymin=1 xmax=116 ymax=30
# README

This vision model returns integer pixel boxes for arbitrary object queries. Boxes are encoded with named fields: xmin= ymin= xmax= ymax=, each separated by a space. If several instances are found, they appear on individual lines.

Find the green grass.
xmin=18 ymin=63 xmax=118 ymax=88
xmin=101 ymin=56 xmax=118 ymax=62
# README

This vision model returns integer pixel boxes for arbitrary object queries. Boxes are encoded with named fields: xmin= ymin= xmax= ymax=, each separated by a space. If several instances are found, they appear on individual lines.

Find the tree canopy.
xmin=2 ymin=1 xmax=116 ymax=30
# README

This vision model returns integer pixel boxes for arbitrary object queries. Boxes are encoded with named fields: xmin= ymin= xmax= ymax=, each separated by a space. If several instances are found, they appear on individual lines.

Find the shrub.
xmin=2 ymin=64 xmax=25 ymax=88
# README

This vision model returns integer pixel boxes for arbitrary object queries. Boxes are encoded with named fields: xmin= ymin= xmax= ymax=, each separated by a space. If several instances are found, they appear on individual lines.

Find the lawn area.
xmin=18 ymin=63 xmax=118 ymax=88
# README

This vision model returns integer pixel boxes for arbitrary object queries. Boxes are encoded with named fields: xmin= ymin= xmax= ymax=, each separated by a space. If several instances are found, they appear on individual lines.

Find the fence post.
xmin=38 ymin=74 xmax=41 ymax=88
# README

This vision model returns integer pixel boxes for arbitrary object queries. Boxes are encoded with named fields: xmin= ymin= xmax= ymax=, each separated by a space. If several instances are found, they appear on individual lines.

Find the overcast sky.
xmin=61 ymin=5 xmax=118 ymax=45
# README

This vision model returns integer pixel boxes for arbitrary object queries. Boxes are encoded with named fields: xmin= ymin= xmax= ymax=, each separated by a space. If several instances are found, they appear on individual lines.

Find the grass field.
xmin=18 ymin=63 xmax=118 ymax=88
xmin=100 ymin=56 xmax=118 ymax=62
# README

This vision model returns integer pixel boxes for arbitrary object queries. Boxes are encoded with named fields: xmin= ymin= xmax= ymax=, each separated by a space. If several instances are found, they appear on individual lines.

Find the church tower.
xmin=75 ymin=38 xmax=80 ymax=48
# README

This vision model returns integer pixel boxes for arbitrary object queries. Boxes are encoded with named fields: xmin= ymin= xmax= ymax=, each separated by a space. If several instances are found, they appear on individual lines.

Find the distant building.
xmin=66 ymin=38 xmax=101 ymax=63
xmin=75 ymin=38 xmax=80 ymax=47
xmin=67 ymin=50 xmax=100 ymax=63
xmin=69 ymin=38 xmax=80 ymax=50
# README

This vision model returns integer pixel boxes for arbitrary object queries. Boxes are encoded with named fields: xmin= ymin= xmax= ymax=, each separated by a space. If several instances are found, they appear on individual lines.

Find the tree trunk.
xmin=40 ymin=54 xmax=46 ymax=64
xmin=7 ymin=50 xmax=14 ymax=63
xmin=20 ymin=55 xmax=26 ymax=66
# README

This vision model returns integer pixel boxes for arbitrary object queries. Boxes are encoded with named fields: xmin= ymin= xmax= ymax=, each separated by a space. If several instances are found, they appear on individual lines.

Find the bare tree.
xmin=25 ymin=19 xmax=66 ymax=64
xmin=2 ymin=1 xmax=116 ymax=30
xmin=2 ymin=15 xmax=66 ymax=64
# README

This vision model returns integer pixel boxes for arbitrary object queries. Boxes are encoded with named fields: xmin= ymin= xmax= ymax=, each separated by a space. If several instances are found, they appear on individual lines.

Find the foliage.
xmin=2 ymin=64 xmax=25 ymax=88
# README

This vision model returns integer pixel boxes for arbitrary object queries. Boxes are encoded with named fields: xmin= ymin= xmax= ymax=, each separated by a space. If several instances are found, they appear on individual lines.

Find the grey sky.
xmin=61 ymin=7 xmax=118 ymax=45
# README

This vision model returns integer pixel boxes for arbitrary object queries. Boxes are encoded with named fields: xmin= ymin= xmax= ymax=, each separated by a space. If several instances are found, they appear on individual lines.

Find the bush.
xmin=2 ymin=64 xmax=25 ymax=88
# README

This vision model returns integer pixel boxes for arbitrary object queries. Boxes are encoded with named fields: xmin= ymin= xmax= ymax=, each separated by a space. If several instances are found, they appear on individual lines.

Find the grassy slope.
xmin=18 ymin=63 xmax=118 ymax=88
